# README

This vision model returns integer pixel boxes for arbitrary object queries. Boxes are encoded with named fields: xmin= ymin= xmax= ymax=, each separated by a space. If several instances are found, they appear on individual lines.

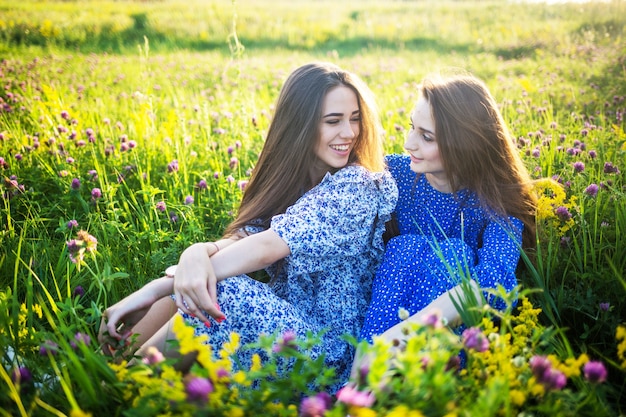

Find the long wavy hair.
xmin=224 ymin=62 xmax=384 ymax=236
xmin=419 ymin=73 xmax=537 ymax=250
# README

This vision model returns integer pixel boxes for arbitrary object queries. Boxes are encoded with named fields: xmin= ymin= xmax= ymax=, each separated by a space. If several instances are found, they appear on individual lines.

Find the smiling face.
xmin=310 ymin=85 xmax=361 ymax=181
xmin=404 ymin=95 xmax=449 ymax=192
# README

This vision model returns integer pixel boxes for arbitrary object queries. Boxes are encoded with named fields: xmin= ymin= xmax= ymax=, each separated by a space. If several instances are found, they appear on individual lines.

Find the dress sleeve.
xmin=270 ymin=166 xmax=397 ymax=275
xmin=473 ymin=216 xmax=524 ymax=309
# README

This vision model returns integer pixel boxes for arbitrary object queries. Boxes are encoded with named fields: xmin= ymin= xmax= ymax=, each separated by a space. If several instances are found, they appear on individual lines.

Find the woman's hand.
xmin=98 ymin=277 xmax=173 ymax=355
xmin=173 ymin=242 xmax=224 ymax=323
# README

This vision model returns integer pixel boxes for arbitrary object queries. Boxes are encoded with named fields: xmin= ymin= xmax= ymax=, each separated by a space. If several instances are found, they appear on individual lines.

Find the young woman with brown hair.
xmin=99 ymin=62 xmax=397 ymax=391
xmin=359 ymin=72 xmax=537 ymax=344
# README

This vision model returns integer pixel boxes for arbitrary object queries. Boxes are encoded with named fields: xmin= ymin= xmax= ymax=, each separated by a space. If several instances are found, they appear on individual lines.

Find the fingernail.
xmin=190 ymin=313 xmax=196 ymax=318
xmin=216 ymin=316 xmax=226 ymax=323
xmin=204 ymin=321 xmax=211 ymax=328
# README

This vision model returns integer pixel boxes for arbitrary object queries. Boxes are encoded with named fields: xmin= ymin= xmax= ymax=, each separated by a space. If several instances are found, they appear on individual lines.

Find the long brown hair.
xmin=419 ymin=73 xmax=537 ymax=250
xmin=224 ymin=62 xmax=384 ymax=236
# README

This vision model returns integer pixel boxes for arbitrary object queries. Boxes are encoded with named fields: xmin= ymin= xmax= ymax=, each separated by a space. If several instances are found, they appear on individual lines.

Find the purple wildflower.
xmin=273 ymin=330 xmax=298 ymax=353
xmin=167 ymin=160 xmax=179 ymax=173
xmin=91 ymin=188 xmax=102 ymax=200
xmin=61 ymin=110 xmax=70 ymax=120
xmin=583 ymin=361 xmax=607 ymax=383
xmin=185 ymin=377 xmax=213 ymax=403
xmin=555 ymin=206 xmax=572 ymax=222
xmin=530 ymin=355 xmax=552 ymax=379
xmin=71 ymin=332 xmax=91 ymax=349
xmin=462 ymin=327 xmax=489 ymax=352
xmin=156 ymin=201 xmax=166 ymax=212
xmin=584 ymin=183 xmax=599 ymax=197
xmin=15 ymin=153 xmax=22 ymax=161
xmin=39 ymin=340 xmax=59 ymax=356
xmin=184 ymin=195 xmax=194 ymax=205
xmin=421 ymin=310 xmax=443 ymax=329
xmin=229 ymin=157 xmax=238 ymax=169
xmin=237 ymin=180 xmax=248 ymax=191
xmin=300 ymin=392 xmax=332 ymax=417
xmin=11 ymin=367 xmax=32 ymax=384
xmin=336 ymin=385 xmax=375 ymax=407
xmin=588 ymin=150 xmax=597 ymax=159
xmin=169 ymin=211 xmax=178 ymax=223
xmin=197 ymin=179 xmax=208 ymax=190
xmin=71 ymin=178 xmax=81 ymax=190
xmin=543 ymin=368 xmax=567 ymax=390
xmin=73 ymin=285 xmax=85 ymax=298
xmin=599 ymin=302 xmax=610 ymax=311
xmin=604 ymin=162 xmax=620 ymax=174
xmin=573 ymin=161 xmax=585 ymax=173
xmin=67 ymin=219 xmax=79 ymax=229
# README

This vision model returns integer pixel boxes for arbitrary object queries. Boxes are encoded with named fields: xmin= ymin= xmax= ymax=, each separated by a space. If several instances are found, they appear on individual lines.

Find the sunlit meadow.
xmin=1 ymin=0 xmax=625 ymax=415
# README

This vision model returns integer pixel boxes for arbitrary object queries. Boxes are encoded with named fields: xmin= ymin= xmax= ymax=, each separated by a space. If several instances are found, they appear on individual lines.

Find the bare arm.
xmin=378 ymin=280 xmax=483 ymax=344
xmin=173 ymin=229 xmax=290 ymax=322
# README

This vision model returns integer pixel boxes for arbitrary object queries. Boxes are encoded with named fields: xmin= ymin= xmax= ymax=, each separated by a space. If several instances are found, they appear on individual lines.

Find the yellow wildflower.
xmin=349 ymin=406 xmax=377 ymax=417
xmin=510 ymin=389 xmax=526 ymax=407
xmin=616 ymin=325 xmax=626 ymax=369
xmin=250 ymin=353 xmax=262 ymax=371
xmin=386 ymin=405 xmax=425 ymax=417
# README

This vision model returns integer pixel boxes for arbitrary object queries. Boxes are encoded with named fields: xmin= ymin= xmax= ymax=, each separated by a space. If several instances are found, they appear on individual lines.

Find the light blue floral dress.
xmin=360 ymin=154 xmax=523 ymax=342
xmin=181 ymin=164 xmax=397 ymax=391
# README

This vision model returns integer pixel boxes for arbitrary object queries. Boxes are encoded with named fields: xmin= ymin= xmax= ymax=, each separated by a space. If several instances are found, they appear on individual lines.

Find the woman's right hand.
xmin=173 ymin=242 xmax=225 ymax=323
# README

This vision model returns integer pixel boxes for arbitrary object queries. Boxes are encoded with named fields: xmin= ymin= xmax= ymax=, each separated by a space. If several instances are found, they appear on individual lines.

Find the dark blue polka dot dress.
xmin=360 ymin=154 xmax=523 ymax=342
xmin=181 ymin=164 xmax=397 ymax=392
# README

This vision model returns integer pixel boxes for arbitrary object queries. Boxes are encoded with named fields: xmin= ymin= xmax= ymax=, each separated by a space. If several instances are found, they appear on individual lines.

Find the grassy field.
xmin=1 ymin=0 xmax=625 ymax=415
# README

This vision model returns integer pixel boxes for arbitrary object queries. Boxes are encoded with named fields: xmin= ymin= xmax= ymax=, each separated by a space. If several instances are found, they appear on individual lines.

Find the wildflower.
xmin=66 ymin=157 xmax=74 ymax=164
xmin=588 ymin=149 xmax=597 ymax=158
xmin=167 ymin=160 xmax=179 ymax=173
xmin=235 ymin=140 xmax=242 ymax=149
xmin=603 ymin=161 xmax=620 ymax=174
xmin=91 ymin=188 xmax=102 ymax=200
xmin=197 ymin=179 xmax=208 ymax=190
xmin=299 ymin=392 xmax=332 ymax=417
xmin=583 ymin=361 xmax=607 ymax=383
xmin=213 ymin=172 xmax=220 ymax=179
xmin=573 ymin=161 xmax=585 ymax=173
xmin=336 ymin=385 xmax=375 ymax=407
xmin=599 ymin=302 xmax=610 ymax=311
xmin=11 ymin=367 xmax=32 ymax=384
xmin=398 ymin=307 xmax=410 ymax=321
xmin=87 ymin=169 xmax=98 ymax=180
xmin=462 ymin=327 xmax=489 ymax=352
xmin=156 ymin=201 xmax=166 ymax=212
xmin=530 ymin=355 xmax=552 ymax=379
xmin=15 ymin=153 xmax=22 ymax=161
xmin=229 ymin=157 xmax=238 ymax=169
xmin=169 ymin=211 xmax=178 ymax=223
xmin=531 ymin=148 xmax=540 ymax=158
xmin=555 ymin=206 xmax=572 ymax=222
xmin=542 ymin=368 xmax=567 ymax=390
xmin=185 ymin=376 xmax=213 ymax=403
xmin=61 ymin=110 xmax=70 ymax=120
xmin=227 ymin=145 xmax=234 ymax=155
xmin=237 ymin=180 xmax=248 ymax=191
xmin=39 ymin=340 xmax=59 ymax=356
xmin=71 ymin=332 xmax=91 ymax=349
xmin=66 ymin=230 xmax=97 ymax=263
xmin=584 ymin=183 xmax=599 ymax=197
xmin=73 ymin=285 xmax=85 ymax=298
xmin=184 ymin=195 xmax=194 ymax=205
xmin=421 ymin=309 xmax=443 ymax=329
xmin=273 ymin=330 xmax=298 ymax=353
xmin=227 ymin=175 xmax=234 ymax=184
xmin=0 ymin=157 xmax=7 ymax=169
xmin=67 ymin=219 xmax=79 ymax=229
xmin=71 ymin=178 xmax=81 ymax=190
xmin=142 ymin=346 xmax=165 ymax=365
